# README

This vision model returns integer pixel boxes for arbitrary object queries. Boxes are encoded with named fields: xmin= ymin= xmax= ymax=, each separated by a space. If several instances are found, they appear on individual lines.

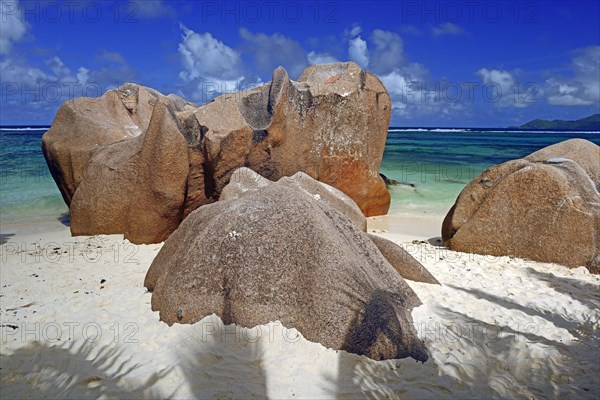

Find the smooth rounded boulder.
xmin=145 ymin=170 xmax=428 ymax=361
xmin=525 ymin=138 xmax=600 ymax=186
xmin=442 ymin=141 xmax=600 ymax=272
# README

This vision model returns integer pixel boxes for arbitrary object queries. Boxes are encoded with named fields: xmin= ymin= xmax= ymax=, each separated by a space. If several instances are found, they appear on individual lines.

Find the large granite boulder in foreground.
xmin=221 ymin=168 xmax=438 ymax=282
xmin=442 ymin=139 xmax=600 ymax=272
xmin=42 ymin=62 xmax=391 ymax=243
xmin=145 ymin=169 xmax=428 ymax=361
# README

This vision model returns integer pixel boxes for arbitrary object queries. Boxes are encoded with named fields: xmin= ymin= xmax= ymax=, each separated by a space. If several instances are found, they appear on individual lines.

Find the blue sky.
xmin=1 ymin=0 xmax=599 ymax=127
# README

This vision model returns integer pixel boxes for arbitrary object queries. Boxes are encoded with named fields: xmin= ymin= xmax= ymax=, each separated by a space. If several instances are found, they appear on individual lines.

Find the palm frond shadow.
xmin=318 ymin=266 xmax=600 ymax=399
xmin=523 ymin=267 xmax=600 ymax=311
xmin=0 ymin=340 xmax=172 ymax=399
xmin=174 ymin=316 xmax=269 ymax=398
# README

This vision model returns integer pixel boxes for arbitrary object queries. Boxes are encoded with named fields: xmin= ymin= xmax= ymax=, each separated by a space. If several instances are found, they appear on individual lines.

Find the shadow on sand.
xmin=427 ymin=237 xmax=444 ymax=247
xmin=1 ymin=266 xmax=597 ymax=398
xmin=0 ymin=340 xmax=171 ymax=399
xmin=1 ymin=233 xmax=15 ymax=245
xmin=319 ymin=267 xmax=599 ymax=398
xmin=174 ymin=318 xmax=269 ymax=398
xmin=57 ymin=212 xmax=71 ymax=227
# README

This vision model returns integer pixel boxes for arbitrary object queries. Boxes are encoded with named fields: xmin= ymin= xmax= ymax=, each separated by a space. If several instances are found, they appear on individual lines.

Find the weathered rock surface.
xmin=145 ymin=170 xmax=428 ymax=361
xmin=443 ymin=140 xmax=600 ymax=272
xmin=41 ymin=83 xmax=194 ymax=204
xmin=42 ymin=62 xmax=391 ymax=243
xmin=189 ymin=62 xmax=391 ymax=216
xmin=70 ymin=101 xmax=190 ymax=244
xmin=221 ymin=168 xmax=367 ymax=231
xmin=368 ymin=234 xmax=440 ymax=284
xmin=525 ymin=138 xmax=600 ymax=187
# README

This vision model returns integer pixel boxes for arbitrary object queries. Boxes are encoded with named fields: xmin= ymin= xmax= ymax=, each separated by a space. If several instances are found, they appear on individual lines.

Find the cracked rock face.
xmin=145 ymin=168 xmax=428 ymax=362
xmin=42 ymin=62 xmax=391 ymax=244
xmin=442 ymin=139 xmax=600 ymax=272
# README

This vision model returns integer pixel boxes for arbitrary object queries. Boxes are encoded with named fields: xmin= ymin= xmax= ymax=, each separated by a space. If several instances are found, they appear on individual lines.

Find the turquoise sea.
xmin=1 ymin=126 xmax=599 ymax=227
xmin=381 ymin=128 xmax=600 ymax=215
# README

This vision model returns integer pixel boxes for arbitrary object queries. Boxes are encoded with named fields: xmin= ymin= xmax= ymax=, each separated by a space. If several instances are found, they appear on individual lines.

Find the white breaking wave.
xmin=0 ymin=127 xmax=50 ymax=131
xmin=388 ymin=128 xmax=472 ymax=133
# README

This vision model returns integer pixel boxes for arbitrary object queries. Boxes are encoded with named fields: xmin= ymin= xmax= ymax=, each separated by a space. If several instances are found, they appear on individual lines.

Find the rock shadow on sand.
xmin=57 ymin=211 xmax=71 ymax=227
xmin=427 ymin=237 xmax=445 ymax=248
xmin=318 ymin=284 xmax=599 ymax=399
xmin=0 ymin=233 xmax=15 ymax=245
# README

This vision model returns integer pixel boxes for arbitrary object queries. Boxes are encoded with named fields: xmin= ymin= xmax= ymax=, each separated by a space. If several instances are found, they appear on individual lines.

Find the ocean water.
xmin=381 ymin=128 xmax=600 ymax=215
xmin=0 ymin=126 xmax=68 ymax=226
xmin=0 ymin=127 xmax=599 ymax=227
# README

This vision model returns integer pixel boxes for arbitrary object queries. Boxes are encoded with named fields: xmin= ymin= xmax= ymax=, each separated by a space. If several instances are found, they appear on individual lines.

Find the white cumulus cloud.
xmin=0 ymin=0 xmax=28 ymax=55
xmin=307 ymin=51 xmax=338 ymax=65
xmin=369 ymin=29 xmax=404 ymax=74
xmin=431 ymin=22 xmax=466 ymax=37
xmin=76 ymin=67 xmax=89 ymax=86
xmin=348 ymin=35 xmax=369 ymax=68
xmin=178 ymin=24 xmax=244 ymax=85
xmin=239 ymin=28 xmax=307 ymax=78
xmin=46 ymin=56 xmax=71 ymax=77
xmin=546 ymin=46 xmax=600 ymax=106
xmin=476 ymin=68 xmax=530 ymax=108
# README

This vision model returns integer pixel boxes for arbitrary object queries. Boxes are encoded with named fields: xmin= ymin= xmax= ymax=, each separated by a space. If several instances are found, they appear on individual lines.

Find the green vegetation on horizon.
xmin=510 ymin=114 xmax=600 ymax=130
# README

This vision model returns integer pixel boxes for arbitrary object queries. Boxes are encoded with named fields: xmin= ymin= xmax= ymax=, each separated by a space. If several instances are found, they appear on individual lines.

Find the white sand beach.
xmin=1 ymin=215 xmax=598 ymax=399
xmin=2 ymin=0 xmax=599 ymax=397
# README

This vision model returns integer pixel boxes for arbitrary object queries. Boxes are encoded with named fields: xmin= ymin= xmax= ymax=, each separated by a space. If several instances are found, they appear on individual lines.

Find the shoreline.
xmin=368 ymin=212 xmax=444 ymax=243
xmin=1 ymin=209 xmax=447 ymax=244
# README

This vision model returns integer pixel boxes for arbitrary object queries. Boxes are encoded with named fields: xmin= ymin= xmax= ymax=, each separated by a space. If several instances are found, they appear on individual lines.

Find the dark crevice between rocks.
xmin=117 ymin=83 xmax=140 ymax=115
xmin=179 ymin=113 xmax=207 ymax=148
xmin=153 ymin=102 xmax=189 ymax=148
xmin=359 ymin=70 xmax=367 ymax=91
xmin=201 ymin=144 xmax=217 ymax=201
xmin=252 ymin=129 xmax=269 ymax=143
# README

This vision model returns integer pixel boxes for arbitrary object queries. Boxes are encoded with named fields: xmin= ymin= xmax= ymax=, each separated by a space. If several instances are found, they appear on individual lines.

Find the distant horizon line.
xmin=0 ymin=125 xmax=599 ymax=133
